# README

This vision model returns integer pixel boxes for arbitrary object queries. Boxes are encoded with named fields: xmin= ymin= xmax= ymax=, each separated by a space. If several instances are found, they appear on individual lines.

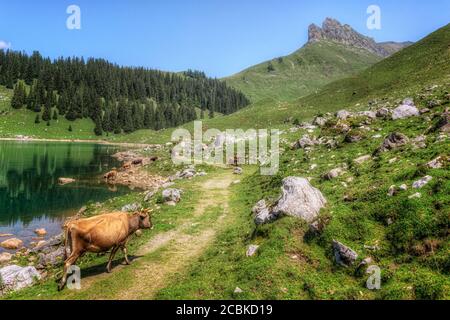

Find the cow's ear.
xmin=140 ymin=208 xmax=151 ymax=217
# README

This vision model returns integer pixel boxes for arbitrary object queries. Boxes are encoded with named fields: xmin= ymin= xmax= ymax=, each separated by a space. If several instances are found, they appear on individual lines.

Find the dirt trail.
xmin=75 ymin=170 xmax=235 ymax=299
xmin=116 ymin=171 xmax=234 ymax=299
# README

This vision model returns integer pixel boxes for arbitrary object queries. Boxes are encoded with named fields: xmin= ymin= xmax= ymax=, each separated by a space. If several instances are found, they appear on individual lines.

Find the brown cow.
xmin=103 ymin=169 xmax=117 ymax=181
xmin=58 ymin=209 xmax=152 ymax=291
xmin=132 ymin=158 xmax=143 ymax=165
xmin=122 ymin=162 xmax=132 ymax=170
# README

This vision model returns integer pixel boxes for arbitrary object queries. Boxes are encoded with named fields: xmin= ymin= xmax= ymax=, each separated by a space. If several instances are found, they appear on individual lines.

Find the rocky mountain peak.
xmin=308 ymin=17 xmax=410 ymax=57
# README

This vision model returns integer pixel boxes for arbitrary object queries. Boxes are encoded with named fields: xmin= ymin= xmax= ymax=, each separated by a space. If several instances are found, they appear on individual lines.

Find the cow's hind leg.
xmin=106 ymin=245 xmax=120 ymax=273
xmin=121 ymin=245 xmax=131 ymax=265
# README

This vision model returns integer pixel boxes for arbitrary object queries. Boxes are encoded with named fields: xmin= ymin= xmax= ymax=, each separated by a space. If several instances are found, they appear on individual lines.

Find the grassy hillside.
xmin=225 ymin=41 xmax=381 ymax=103
xmin=299 ymin=23 xmax=450 ymax=113
xmin=155 ymin=86 xmax=450 ymax=300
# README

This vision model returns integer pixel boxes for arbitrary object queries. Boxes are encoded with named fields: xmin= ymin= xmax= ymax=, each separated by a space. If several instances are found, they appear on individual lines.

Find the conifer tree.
xmin=11 ymin=81 xmax=26 ymax=109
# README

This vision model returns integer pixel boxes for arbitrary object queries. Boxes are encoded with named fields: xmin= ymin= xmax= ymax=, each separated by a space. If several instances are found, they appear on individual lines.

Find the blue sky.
xmin=1 ymin=0 xmax=449 ymax=77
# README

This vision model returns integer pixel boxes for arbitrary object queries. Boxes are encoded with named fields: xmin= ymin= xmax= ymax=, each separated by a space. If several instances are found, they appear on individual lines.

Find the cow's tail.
xmin=63 ymin=224 xmax=72 ymax=260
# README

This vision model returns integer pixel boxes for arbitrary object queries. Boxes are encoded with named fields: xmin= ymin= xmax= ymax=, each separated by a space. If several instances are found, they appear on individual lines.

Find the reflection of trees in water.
xmin=0 ymin=143 xmax=126 ymax=227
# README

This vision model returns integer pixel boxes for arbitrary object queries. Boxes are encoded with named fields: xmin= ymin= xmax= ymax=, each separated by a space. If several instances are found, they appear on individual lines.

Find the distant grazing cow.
xmin=132 ymin=158 xmax=143 ymax=165
xmin=58 ymin=209 xmax=152 ymax=291
xmin=103 ymin=169 xmax=117 ymax=181
xmin=122 ymin=162 xmax=132 ymax=170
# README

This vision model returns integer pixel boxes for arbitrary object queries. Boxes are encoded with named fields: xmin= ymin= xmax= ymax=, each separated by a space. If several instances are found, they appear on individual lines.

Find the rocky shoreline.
xmin=0 ymin=144 xmax=212 ymax=296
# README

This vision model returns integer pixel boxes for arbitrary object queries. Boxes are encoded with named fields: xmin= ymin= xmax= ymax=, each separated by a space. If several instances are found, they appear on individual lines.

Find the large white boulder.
xmin=0 ymin=265 xmax=41 ymax=293
xmin=272 ymin=177 xmax=327 ymax=223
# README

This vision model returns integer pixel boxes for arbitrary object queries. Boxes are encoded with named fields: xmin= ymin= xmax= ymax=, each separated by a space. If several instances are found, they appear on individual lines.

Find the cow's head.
xmin=138 ymin=208 xmax=152 ymax=229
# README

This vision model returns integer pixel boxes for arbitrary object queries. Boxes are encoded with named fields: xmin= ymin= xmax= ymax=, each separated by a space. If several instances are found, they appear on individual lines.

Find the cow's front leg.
xmin=121 ymin=245 xmax=131 ymax=265
xmin=106 ymin=245 xmax=120 ymax=273
xmin=58 ymin=250 xmax=81 ymax=291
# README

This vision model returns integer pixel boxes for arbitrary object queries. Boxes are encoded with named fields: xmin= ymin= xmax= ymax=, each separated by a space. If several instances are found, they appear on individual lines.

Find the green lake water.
xmin=0 ymin=141 xmax=132 ymax=251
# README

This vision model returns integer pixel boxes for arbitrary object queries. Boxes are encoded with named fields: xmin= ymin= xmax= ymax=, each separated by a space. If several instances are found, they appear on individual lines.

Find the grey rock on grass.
xmin=333 ymin=240 xmax=358 ymax=267
xmin=271 ymin=177 xmax=327 ymax=223
xmin=0 ymin=265 xmax=41 ymax=294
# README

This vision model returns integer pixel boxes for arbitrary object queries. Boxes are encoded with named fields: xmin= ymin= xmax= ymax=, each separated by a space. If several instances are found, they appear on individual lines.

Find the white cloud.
xmin=0 ymin=40 xmax=11 ymax=50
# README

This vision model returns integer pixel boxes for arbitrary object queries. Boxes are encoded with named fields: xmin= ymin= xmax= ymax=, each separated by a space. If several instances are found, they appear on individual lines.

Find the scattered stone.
xmin=420 ymin=108 xmax=430 ymax=114
xmin=409 ymin=192 xmax=422 ymax=199
xmin=333 ymin=240 xmax=358 ymax=267
xmin=34 ymin=229 xmax=47 ymax=237
xmin=30 ymin=234 xmax=63 ymax=253
xmin=291 ymin=135 xmax=318 ymax=150
xmin=0 ymin=252 xmax=12 ymax=264
xmin=376 ymin=132 xmax=409 ymax=154
xmin=246 ymin=245 xmax=259 ymax=257
xmin=344 ymin=131 xmax=364 ymax=143
xmin=387 ymin=185 xmax=397 ymax=197
xmin=121 ymin=203 xmax=142 ymax=212
xmin=231 ymin=180 xmax=241 ymax=185
xmin=388 ymin=157 xmax=398 ymax=164
xmin=253 ymin=200 xmax=278 ymax=225
xmin=233 ymin=167 xmax=243 ymax=175
xmin=354 ymin=155 xmax=371 ymax=165
xmin=412 ymin=135 xmax=427 ymax=149
xmin=323 ymin=168 xmax=344 ymax=180
xmin=436 ymin=109 xmax=450 ymax=133
xmin=402 ymin=97 xmax=415 ymax=106
xmin=179 ymin=168 xmax=196 ymax=179
xmin=336 ymin=110 xmax=351 ymax=120
xmin=356 ymin=257 xmax=374 ymax=273
xmin=0 ymin=238 xmax=23 ymax=250
xmin=313 ymin=116 xmax=327 ymax=127
xmin=376 ymin=107 xmax=390 ymax=118
xmin=359 ymin=111 xmax=377 ymax=119
xmin=270 ymin=177 xmax=327 ymax=223
xmin=392 ymin=99 xmax=419 ymax=120
xmin=426 ymin=156 xmax=445 ymax=169
xmin=399 ymin=184 xmax=408 ymax=191
xmin=234 ymin=287 xmax=243 ymax=294
xmin=427 ymin=99 xmax=442 ymax=108
xmin=364 ymin=244 xmax=380 ymax=251
xmin=144 ymin=190 xmax=156 ymax=202
xmin=135 ymin=230 xmax=143 ymax=237
xmin=162 ymin=182 xmax=175 ymax=188
xmin=412 ymin=176 xmax=432 ymax=189
xmin=162 ymin=188 xmax=182 ymax=203
xmin=58 ymin=177 xmax=76 ymax=185
xmin=0 ymin=265 xmax=41 ymax=294
xmin=37 ymin=247 xmax=65 ymax=268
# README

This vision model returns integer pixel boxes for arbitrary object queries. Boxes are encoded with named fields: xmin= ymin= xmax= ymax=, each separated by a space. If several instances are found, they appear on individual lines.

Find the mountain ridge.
xmin=308 ymin=17 xmax=412 ymax=57
xmin=225 ymin=17 xmax=411 ymax=103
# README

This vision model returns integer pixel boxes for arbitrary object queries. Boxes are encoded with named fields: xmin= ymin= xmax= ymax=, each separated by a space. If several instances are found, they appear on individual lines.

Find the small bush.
xmin=414 ymin=272 xmax=444 ymax=300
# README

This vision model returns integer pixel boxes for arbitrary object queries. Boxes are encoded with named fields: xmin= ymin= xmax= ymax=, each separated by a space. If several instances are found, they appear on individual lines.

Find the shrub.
xmin=414 ymin=272 xmax=444 ymax=300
